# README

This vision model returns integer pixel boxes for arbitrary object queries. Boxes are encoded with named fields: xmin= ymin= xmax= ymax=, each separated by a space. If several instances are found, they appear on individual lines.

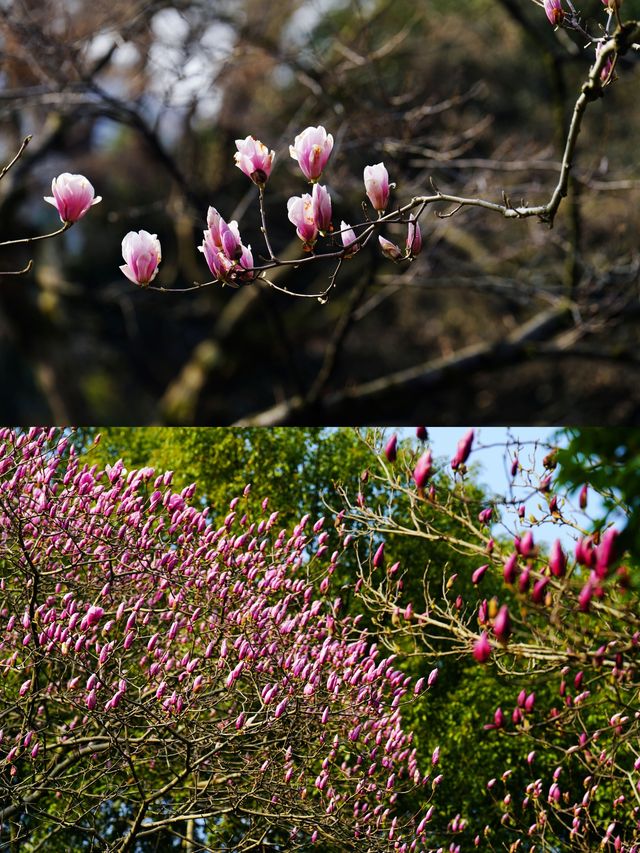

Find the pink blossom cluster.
xmin=0 ymin=427 xmax=436 ymax=849
xmin=35 ymin=126 xmax=424 ymax=293
xmin=199 ymin=206 xmax=255 ymax=287
xmin=115 ymin=124 xmax=422 ymax=288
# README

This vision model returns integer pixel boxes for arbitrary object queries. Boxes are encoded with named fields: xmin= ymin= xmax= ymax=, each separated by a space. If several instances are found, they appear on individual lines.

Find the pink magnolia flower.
xmin=199 ymin=208 xmax=255 ymax=285
xmin=205 ymin=207 xmax=243 ymax=259
xmin=234 ymin=136 xmax=275 ymax=186
xmin=86 ymin=605 xmax=105 ymax=627
xmin=44 ymin=173 xmax=102 ymax=223
xmin=287 ymin=194 xmax=318 ymax=248
xmin=289 ymin=126 xmax=334 ymax=182
xmin=406 ymin=214 xmax=422 ymax=256
xmin=378 ymin=235 xmax=402 ymax=261
xmin=311 ymin=183 xmax=332 ymax=233
xmin=220 ymin=221 xmax=242 ymax=261
xmin=544 ymin=0 xmax=565 ymax=25
xmin=579 ymin=483 xmax=588 ymax=509
xmin=364 ymin=163 xmax=390 ymax=212
xmin=120 ymin=231 xmax=162 ymax=286
xmin=518 ymin=530 xmax=535 ymax=557
xmin=206 ymin=206 xmax=225 ymax=246
xmin=199 ymin=229 xmax=254 ymax=286
xmin=340 ymin=221 xmax=359 ymax=255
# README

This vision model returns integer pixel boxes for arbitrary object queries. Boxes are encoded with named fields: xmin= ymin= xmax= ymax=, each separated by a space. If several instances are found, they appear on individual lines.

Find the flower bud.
xmin=532 ymin=576 xmax=549 ymax=604
xmin=451 ymin=429 xmax=474 ymax=470
xmin=406 ymin=214 xmax=422 ymax=257
xmin=413 ymin=450 xmax=433 ymax=489
xmin=287 ymin=194 xmax=318 ymax=249
xmin=595 ymin=528 xmax=618 ymax=579
xmin=311 ymin=183 xmax=332 ymax=234
xmin=493 ymin=605 xmax=511 ymax=642
xmin=340 ymin=221 xmax=359 ymax=256
xmin=384 ymin=433 xmax=398 ymax=462
xmin=579 ymin=483 xmax=588 ymax=509
xmin=364 ymin=163 xmax=390 ymax=212
xmin=473 ymin=631 xmax=492 ymax=663
xmin=378 ymin=235 xmax=402 ymax=262
xmin=503 ymin=552 xmax=518 ymax=584
xmin=549 ymin=539 xmax=566 ymax=577
xmin=120 ymin=231 xmax=162 ymax=287
xmin=472 ymin=564 xmax=489 ymax=585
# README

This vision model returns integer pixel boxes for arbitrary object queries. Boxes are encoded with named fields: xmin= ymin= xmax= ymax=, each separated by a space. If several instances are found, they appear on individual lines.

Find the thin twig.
xmin=0 ymin=221 xmax=70 ymax=248
xmin=0 ymin=135 xmax=31 ymax=181
xmin=0 ymin=259 xmax=33 ymax=276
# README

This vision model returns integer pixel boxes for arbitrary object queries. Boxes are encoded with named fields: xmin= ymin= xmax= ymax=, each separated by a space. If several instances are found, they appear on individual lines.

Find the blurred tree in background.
xmin=1 ymin=0 xmax=640 ymax=424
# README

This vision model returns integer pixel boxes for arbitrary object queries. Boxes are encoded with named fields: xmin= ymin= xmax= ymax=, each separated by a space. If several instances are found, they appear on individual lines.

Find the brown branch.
xmin=0 ymin=136 xmax=31 ymax=182
xmin=233 ymin=303 xmax=573 ymax=425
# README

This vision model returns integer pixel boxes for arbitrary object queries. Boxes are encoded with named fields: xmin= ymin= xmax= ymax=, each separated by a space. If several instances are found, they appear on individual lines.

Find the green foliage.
xmin=554 ymin=427 xmax=640 ymax=557
xmin=74 ymin=427 xmax=370 ymax=531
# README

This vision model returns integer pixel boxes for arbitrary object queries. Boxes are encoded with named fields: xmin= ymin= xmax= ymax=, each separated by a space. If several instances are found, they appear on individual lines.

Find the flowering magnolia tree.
xmin=0 ymin=428 xmax=435 ymax=852
xmin=337 ymin=428 xmax=640 ymax=851
xmin=1 ymin=427 xmax=639 ymax=850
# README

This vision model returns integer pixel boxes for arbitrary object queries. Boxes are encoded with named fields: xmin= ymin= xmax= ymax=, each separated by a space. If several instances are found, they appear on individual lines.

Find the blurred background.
xmin=0 ymin=0 xmax=639 ymax=424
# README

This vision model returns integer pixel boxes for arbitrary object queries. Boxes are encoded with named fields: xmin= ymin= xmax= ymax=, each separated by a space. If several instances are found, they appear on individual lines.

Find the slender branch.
xmin=258 ymin=187 xmax=278 ymax=261
xmin=0 ymin=222 xmax=71 ymax=248
xmin=0 ymin=136 xmax=32 ymax=182
xmin=0 ymin=259 xmax=33 ymax=276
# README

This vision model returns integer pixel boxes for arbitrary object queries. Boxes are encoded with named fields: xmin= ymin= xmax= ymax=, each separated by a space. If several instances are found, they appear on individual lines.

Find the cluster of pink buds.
xmin=285 ymin=130 xmax=422 ymax=263
xmin=287 ymin=183 xmax=333 ymax=250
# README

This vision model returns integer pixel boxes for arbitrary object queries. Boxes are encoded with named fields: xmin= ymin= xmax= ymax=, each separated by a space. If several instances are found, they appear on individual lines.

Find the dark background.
xmin=1 ymin=0 xmax=639 ymax=424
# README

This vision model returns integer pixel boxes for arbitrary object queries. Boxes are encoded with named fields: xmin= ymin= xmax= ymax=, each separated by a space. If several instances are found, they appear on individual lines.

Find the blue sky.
xmin=397 ymin=426 xmax=587 ymax=548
